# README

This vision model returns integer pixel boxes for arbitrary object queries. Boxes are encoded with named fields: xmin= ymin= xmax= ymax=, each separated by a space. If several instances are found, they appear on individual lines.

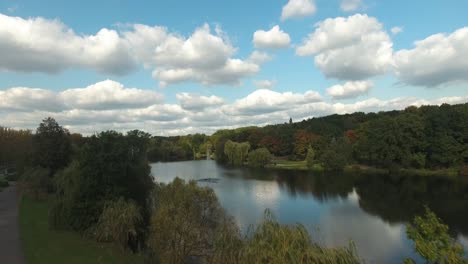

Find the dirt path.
xmin=0 ymin=183 xmax=25 ymax=264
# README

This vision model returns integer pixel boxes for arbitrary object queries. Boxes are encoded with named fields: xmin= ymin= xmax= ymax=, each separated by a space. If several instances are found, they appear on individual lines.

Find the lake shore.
xmin=265 ymin=159 xmax=462 ymax=177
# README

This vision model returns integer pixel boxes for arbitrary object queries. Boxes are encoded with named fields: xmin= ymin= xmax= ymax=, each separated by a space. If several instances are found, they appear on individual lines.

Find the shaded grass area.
xmin=0 ymin=175 xmax=9 ymax=191
xmin=19 ymin=196 xmax=144 ymax=264
xmin=267 ymin=160 xmax=308 ymax=170
xmin=266 ymin=160 xmax=459 ymax=177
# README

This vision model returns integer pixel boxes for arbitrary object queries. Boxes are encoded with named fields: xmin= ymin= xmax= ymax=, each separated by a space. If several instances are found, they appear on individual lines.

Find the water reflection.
xmin=151 ymin=160 xmax=468 ymax=263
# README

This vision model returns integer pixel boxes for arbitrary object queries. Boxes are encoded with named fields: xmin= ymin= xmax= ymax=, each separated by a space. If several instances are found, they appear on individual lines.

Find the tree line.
xmin=211 ymin=103 xmax=468 ymax=171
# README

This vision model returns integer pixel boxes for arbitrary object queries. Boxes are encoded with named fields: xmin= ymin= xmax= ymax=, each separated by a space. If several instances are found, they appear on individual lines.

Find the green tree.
xmin=224 ymin=140 xmax=250 ymax=166
xmin=50 ymin=131 xmax=153 ymax=233
xmin=320 ymin=138 xmax=351 ymax=171
xmin=248 ymin=148 xmax=272 ymax=168
xmin=32 ymin=117 xmax=71 ymax=174
xmin=306 ymin=146 xmax=315 ymax=169
xmin=406 ymin=207 xmax=467 ymax=264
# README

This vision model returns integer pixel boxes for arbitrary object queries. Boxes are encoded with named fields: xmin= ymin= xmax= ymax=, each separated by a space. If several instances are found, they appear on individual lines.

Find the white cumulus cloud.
xmin=327 ymin=81 xmax=373 ymax=99
xmin=176 ymin=93 xmax=224 ymax=111
xmin=253 ymin=25 xmax=291 ymax=49
xmin=394 ymin=27 xmax=468 ymax=87
xmin=296 ymin=14 xmax=393 ymax=81
xmin=254 ymin=80 xmax=277 ymax=89
xmin=0 ymin=13 xmax=136 ymax=75
xmin=225 ymin=89 xmax=322 ymax=115
xmin=391 ymin=26 xmax=403 ymax=35
xmin=128 ymin=23 xmax=261 ymax=87
xmin=340 ymin=0 xmax=364 ymax=12
xmin=59 ymin=80 xmax=163 ymax=110
xmin=0 ymin=13 xmax=265 ymax=87
xmin=281 ymin=0 xmax=316 ymax=21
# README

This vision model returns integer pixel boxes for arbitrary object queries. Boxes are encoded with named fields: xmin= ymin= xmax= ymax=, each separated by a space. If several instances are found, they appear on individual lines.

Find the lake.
xmin=151 ymin=160 xmax=468 ymax=263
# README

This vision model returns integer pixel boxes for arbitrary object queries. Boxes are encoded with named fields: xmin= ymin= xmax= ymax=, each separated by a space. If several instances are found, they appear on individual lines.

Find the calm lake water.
xmin=151 ymin=160 xmax=468 ymax=263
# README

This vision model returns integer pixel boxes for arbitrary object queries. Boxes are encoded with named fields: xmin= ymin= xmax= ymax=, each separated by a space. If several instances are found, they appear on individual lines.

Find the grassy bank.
xmin=265 ymin=160 xmax=460 ymax=177
xmin=19 ymin=195 xmax=144 ymax=264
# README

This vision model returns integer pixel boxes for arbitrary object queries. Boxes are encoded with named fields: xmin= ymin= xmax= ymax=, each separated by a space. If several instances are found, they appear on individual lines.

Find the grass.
xmin=267 ymin=160 xmax=308 ymax=170
xmin=19 ymin=195 xmax=145 ymax=264
xmin=266 ymin=160 xmax=459 ymax=178
xmin=0 ymin=175 xmax=9 ymax=191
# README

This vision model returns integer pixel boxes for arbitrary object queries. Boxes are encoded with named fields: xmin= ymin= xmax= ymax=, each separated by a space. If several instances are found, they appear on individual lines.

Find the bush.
xmin=241 ymin=210 xmax=361 ymax=264
xmin=248 ymin=148 xmax=272 ymax=168
xmin=20 ymin=167 xmax=51 ymax=199
xmin=148 ymin=178 xmax=229 ymax=264
xmin=91 ymin=198 xmax=143 ymax=250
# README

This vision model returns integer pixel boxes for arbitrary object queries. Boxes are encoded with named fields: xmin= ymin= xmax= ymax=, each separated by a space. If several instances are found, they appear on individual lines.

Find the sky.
xmin=0 ymin=0 xmax=467 ymax=135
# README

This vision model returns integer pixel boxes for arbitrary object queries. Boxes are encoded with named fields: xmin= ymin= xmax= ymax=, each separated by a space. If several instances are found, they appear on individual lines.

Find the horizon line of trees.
xmin=1 ymin=102 xmax=467 ymax=173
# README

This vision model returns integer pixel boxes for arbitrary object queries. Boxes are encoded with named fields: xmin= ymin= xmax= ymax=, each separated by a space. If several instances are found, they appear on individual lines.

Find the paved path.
xmin=0 ymin=183 xmax=25 ymax=264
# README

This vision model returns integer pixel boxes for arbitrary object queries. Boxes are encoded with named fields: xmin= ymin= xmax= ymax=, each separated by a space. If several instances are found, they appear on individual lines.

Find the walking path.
xmin=0 ymin=183 xmax=25 ymax=264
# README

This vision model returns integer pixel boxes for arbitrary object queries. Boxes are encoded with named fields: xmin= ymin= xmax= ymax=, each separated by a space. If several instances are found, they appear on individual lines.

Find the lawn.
xmin=0 ymin=175 xmax=9 ymax=191
xmin=19 ymin=196 xmax=145 ymax=264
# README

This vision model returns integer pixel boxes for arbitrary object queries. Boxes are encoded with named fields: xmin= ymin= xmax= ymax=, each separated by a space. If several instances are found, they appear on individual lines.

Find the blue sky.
xmin=0 ymin=0 xmax=467 ymax=135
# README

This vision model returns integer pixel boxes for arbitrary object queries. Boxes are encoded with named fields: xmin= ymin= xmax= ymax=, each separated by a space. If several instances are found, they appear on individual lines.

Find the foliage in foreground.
xmin=148 ymin=178 xmax=362 ymax=264
xmin=405 ymin=206 xmax=467 ymax=264
xmin=234 ymin=211 xmax=360 ymax=264
xmin=149 ymin=178 xmax=228 ymax=263
xmin=92 ymin=198 xmax=143 ymax=250
xmin=49 ymin=130 xmax=153 ymax=251
xmin=19 ymin=195 xmax=144 ymax=264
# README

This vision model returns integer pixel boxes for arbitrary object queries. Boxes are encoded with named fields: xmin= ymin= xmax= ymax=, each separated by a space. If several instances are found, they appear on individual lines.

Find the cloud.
xmin=254 ymin=80 xmax=277 ymax=89
xmin=391 ymin=26 xmax=403 ymax=35
xmin=281 ymin=0 xmax=316 ymax=21
xmin=0 ymin=14 xmax=264 ymax=87
xmin=176 ymin=93 xmax=224 ymax=110
xmin=340 ymin=0 xmax=364 ymax=12
xmin=0 ymin=13 xmax=136 ymax=75
xmin=248 ymin=51 xmax=272 ymax=64
xmin=0 ymin=87 xmax=64 ymax=112
xmin=327 ymin=81 xmax=372 ymax=99
xmin=126 ymin=23 xmax=261 ymax=87
xmin=393 ymin=27 xmax=468 ymax=87
xmin=59 ymin=80 xmax=163 ymax=110
xmin=225 ymin=89 xmax=322 ymax=115
xmin=0 ymin=80 xmax=162 ymax=113
xmin=253 ymin=25 xmax=291 ymax=49
xmin=296 ymin=14 xmax=393 ymax=81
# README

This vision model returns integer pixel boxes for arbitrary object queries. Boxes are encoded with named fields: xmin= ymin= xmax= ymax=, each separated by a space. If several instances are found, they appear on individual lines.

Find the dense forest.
xmin=1 ymin=103 xmax=467 ymax=174
xmin=142 ymin=103 xmax=468 ymax=173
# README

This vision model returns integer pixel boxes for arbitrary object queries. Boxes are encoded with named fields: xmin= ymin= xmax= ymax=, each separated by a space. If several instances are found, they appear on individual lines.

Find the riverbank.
xmin=265 ymin=159 xmax=461 ymax=177
xmin=19 ymin=196 xmax=144 ymax=264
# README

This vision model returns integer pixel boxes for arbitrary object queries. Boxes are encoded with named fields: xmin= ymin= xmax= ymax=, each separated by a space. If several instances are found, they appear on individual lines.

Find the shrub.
xmin=248 ymin=148 xmax=272 ymax=168
xmin=241 ymin=210 xmax=361 ymax=264
xmin=148 ymin=178 xmax=229 ymax=264
xmin=92 ymin=198 xmax=142 ymax=250
xmin=19 ymin=167 xmax=51 ymax=200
